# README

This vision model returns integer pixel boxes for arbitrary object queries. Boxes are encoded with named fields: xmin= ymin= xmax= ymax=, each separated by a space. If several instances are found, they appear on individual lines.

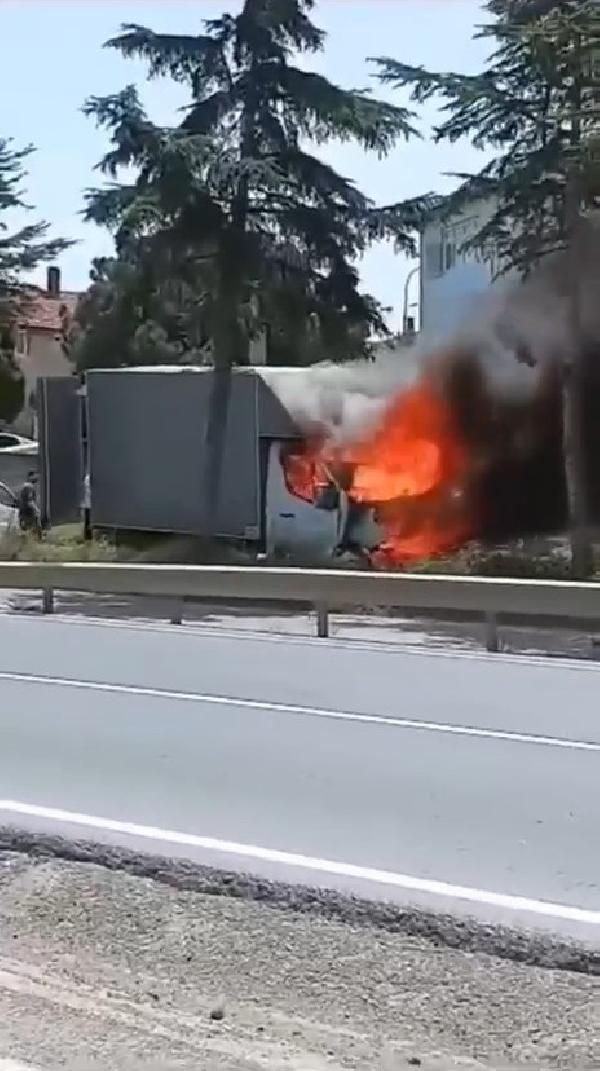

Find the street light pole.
xmin=403 ymin=265 xmax=420 ymax=334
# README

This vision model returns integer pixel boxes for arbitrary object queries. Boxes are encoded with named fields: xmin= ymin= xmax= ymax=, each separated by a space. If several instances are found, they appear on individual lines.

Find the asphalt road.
xmin=0 ymin=613 xmax=599 ymax=940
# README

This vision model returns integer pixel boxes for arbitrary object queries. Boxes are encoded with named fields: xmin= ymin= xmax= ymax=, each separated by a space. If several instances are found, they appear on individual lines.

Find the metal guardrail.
xmin=0 ymin=561 xmax=599 ymax=651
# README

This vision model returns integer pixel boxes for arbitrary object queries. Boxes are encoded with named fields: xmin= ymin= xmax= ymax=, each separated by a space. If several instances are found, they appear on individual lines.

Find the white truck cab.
xmin=265 ymin=441 xmax=381 ymax=562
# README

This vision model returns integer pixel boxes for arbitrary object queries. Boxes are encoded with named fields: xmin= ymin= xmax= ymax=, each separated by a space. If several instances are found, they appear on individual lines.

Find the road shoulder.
xmin=0 ymin=847 xmax=598 ymax=1069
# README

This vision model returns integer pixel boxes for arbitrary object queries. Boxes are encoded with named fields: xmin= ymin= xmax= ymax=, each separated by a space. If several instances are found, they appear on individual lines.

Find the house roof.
xmin=18 ymin=288 xmax=79 ymax=333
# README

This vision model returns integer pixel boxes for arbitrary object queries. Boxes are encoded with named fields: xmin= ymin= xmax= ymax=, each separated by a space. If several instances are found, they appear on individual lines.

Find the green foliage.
xmin=78 ymin=0 xmax=432 ymax=369
xmin=70 ymin=256 xmax=211 ymax=371
xmin=373 ymin=0 xmax=600 ymax=278
xmin=0 ymin=321 xmax=24 ymax=424
xmin=76 ymin=0 xmax=438 ymax=531
xmin=374 ymin=2 xmax=600 ymax=577
xmin=0 ymin=139 xmax=72 ymax=422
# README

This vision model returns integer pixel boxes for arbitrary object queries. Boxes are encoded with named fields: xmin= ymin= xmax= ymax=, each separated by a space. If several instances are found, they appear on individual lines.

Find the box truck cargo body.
xmin=87 ymin=367 xmax=270 ymax=539
xmin=38 ymin=367 xmax=355 ymax=559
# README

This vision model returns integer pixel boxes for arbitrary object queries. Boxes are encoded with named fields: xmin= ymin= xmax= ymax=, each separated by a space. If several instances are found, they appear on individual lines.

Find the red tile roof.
xmin=18 ymin=288 xmax=80 ymax=333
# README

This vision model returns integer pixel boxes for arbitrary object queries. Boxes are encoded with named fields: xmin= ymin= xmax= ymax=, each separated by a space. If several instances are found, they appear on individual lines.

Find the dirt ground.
xmin=0 ymin=851 xmax=598 ymax=1070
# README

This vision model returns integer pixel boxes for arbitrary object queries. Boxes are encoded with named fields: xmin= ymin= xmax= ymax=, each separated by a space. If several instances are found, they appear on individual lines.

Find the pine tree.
xmin=70 ymin=257 xmax=213 ymax=371
xmin=82 ymin=0 xmax=433 ymax=530
xmin=0 ymin=139 xmax=71 ymax=424
xmin=373 ymin=0 xmax=600 ymax=577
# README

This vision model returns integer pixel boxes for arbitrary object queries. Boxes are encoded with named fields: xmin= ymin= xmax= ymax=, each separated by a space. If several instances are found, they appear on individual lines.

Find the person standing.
xmin=17 ymin=470 xmax=41 ymax=537
xmin=81 ymin=470 xmax=91 ymax=541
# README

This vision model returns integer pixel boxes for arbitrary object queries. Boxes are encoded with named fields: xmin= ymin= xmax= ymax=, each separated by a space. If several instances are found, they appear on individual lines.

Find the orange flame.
xmin=282 ymin=375 xmax=473 ymax=567
xmin=281 ymin=448 xmax=324 ymax=505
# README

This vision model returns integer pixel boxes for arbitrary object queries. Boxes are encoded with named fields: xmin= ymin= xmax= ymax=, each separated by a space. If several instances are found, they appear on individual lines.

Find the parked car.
xmin=0 ymin=432 xmax=36 ymax=451
xmin=0 ymin=480 xmax=18 ymax=532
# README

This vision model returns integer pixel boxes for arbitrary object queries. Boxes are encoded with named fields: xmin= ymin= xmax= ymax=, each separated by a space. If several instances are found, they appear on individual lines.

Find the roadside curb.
xmin=1 ymin=825 xmax=599 ymax=977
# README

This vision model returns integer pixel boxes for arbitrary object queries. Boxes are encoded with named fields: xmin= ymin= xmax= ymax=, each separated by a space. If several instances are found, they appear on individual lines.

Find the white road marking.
xmin=1 ymin=798 xmax=599 ymax=927
xmin=0 ymin=1063 xmax=40 ymax=1071
xmin=0 ymin=669 xmax=597 ymax=753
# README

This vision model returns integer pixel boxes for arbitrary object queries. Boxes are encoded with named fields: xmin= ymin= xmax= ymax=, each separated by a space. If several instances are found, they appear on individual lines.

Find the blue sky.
xmin=2 ymin=0 xmax=490 ymax=329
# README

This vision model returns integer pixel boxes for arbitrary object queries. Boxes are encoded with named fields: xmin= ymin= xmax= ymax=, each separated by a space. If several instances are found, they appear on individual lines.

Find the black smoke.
xmin=432 ymin=346 xmax=566 ymax=543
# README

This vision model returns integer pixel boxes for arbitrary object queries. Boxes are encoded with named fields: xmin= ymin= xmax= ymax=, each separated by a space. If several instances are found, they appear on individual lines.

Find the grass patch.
xmin=0 ymin=524 xmax=116 ymax=563
xmin=1 ymin=522 xmax=598 ymax=582
xmin=411 ymin=540 xmax=600 ymax=581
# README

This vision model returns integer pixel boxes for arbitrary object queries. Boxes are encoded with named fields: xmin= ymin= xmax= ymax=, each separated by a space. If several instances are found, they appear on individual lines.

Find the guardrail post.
xmin=42 ymin=587 xmax=54 ymax=615
xmin=315 ymin=602 xmax=329 ymax=638
xmin=484 ymin=612 xmax=499 ymax=653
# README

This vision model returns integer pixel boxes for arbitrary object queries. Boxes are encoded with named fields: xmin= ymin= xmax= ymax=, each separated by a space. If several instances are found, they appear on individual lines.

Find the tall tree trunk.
xmin=563 ymin=65 xmax=593 ymax=578
xmin=562 ymin=355 xmax=591 ymax=578
xmin=200 ymin=308 xmax=239 ymax=536
xmin=202 ymin=364 xmax=233 ymax=537
xmin=201 ymin=266 xmax=249 ymax=538
xmin=563 ymin=185 xmax=592 ymax=579
xmin=201 ymin=87 xmax=255 ymax=539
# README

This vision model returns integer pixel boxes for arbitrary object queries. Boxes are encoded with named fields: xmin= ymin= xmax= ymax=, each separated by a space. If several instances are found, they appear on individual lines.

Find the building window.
xmin=445 ymin=241 xmax=456 ymax=271
xmin=424 ymin=226 xmax=463 ymax=278
xmin=424 ymin=237 xmax=444 ymax=279
xmin=16 ymin=329 xmax=29 ymax=356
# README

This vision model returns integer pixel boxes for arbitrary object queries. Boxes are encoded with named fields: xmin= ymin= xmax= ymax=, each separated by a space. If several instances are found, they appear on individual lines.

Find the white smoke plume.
xmin=257 ymin=345 xmax=422 ymax=445
xmin=257 ymin=306 xmax=540 ymax=446
xmin=259 ymin=221 xmax=600 ymax=447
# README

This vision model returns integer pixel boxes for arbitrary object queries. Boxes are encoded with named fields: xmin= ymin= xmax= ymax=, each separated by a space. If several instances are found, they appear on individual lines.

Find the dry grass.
xmin=0 ymin=524 xmax=116 ymax=563
xmin=1 ymin=521 xmax=598 ymax=582
xmin=411 ymin=539 xmax=600 ymax=581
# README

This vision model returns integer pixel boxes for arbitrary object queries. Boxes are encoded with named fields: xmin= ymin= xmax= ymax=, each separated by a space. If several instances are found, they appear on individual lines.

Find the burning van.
xmin=275 ymin=341 xmax=572 ymax=566
xmin=276 ymin=367 xmax=473 ymax=566
xmin=38 ymin=366 xmax=395 ymax=564
xmin=36 ymin=336 xmax=589 ymax=567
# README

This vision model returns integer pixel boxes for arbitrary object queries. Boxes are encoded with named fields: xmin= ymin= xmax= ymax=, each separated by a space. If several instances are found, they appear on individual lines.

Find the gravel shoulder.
xmin=0 ymin=850 xmax=598 ymax=1070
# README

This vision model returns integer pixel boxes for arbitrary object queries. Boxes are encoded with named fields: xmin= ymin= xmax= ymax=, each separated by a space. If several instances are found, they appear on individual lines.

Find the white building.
xmin=419 ymin=196 xmax=502 ymax=337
